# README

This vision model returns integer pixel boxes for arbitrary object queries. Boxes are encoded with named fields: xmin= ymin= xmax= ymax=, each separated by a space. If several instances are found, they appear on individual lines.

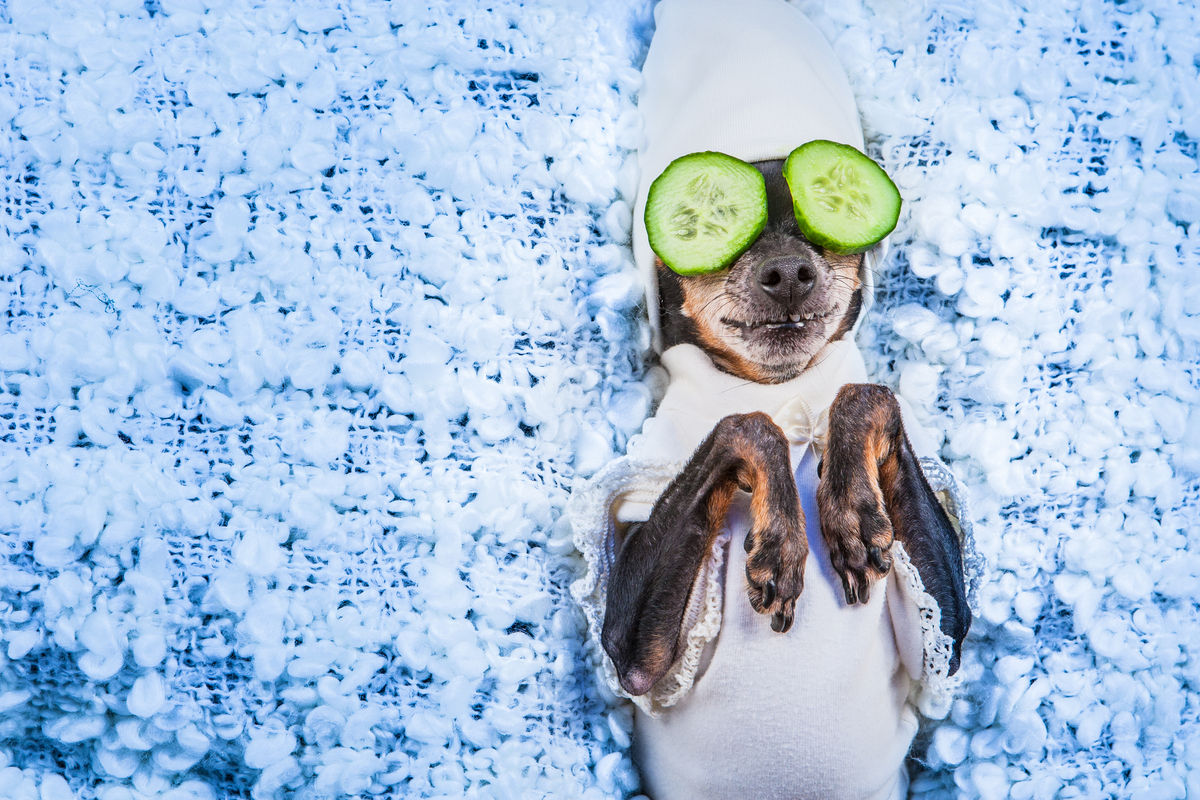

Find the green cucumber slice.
xmin=783 ymin=140 xmax=901 ymax=255
xmin=645 ymin=151 xmax=768 ymax=275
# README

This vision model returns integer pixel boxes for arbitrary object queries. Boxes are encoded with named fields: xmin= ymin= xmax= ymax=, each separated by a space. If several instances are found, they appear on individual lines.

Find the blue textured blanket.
xmin=0 ymin=0 xmax=1196 ymax=798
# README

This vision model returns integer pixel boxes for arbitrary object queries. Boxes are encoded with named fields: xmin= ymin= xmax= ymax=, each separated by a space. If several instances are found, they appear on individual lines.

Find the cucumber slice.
xmin=645 ymin=151 xmax=767 ymax=275
xmin=783 ymin=140 xmax=901 ymax=255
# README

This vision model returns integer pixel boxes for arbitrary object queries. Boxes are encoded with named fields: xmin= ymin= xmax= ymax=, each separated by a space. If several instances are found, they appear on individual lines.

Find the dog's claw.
xmin=762 ymin=579 xmax=776 ymax=608
xmin=771 ymin=600 xmax=794 ymax=633
xmin=868 ymin=545 xmax=891 ymax=573
xmin=843 ymin=576 xmax=857 ymax=605
xmin=744 ymin=527 xmax=806 ymax=624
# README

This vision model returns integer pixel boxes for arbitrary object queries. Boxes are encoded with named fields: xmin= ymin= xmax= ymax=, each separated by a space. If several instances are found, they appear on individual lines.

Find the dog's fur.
xmin=602 ymin=159 xmax=970 ymax=697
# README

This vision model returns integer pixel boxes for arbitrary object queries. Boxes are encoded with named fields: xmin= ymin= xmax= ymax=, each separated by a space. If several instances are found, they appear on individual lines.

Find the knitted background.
xmin=0 ymin=0 xmax=1196 ymax=798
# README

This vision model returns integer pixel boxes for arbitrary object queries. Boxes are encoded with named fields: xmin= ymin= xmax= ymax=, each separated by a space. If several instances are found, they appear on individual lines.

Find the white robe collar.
xmin=625 ymin=340 xmax=870 ymax=468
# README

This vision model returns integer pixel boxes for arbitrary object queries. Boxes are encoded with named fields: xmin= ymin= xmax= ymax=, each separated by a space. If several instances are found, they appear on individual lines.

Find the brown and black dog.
xmin=601 ymin=158 xmax=971 ymax=697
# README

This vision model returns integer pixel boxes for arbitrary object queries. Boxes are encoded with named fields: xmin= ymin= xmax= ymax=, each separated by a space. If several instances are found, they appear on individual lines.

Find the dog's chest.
xmin=631 ymin=450 xmax=918 ymax=800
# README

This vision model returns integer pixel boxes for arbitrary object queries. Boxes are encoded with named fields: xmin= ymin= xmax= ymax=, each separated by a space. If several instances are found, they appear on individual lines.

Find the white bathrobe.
xmin=570 ymin=1 xmax=980 ymax=798
xmin=569 ymin=342 xmax=973 ymax=800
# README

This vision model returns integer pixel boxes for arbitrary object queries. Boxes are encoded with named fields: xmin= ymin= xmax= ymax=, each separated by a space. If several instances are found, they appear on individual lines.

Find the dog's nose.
xmin=755 ymin=256 xmax=817 ymax=305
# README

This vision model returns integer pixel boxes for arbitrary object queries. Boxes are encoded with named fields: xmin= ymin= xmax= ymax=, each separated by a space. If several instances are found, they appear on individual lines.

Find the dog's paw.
xmin=817 ymin=384 xmax=904 ymax=605
xmin=816 ymin=450 xmax=895 ymax=605
xmin=743 ymin=496 xmax=808 ymax=633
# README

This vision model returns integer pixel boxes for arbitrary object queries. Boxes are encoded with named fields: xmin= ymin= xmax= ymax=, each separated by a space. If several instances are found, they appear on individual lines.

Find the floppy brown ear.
xmin=655 ymin=260 xmax=701 ymax=351
xmin=829 ymin=288 xmax=863 ymax=341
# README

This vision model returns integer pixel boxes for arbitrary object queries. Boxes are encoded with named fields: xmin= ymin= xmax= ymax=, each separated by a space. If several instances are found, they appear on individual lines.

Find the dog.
xmin=568 ymin=1 xmax=974 ymax=797
xmin=601 ymin=160 xmax=972 ymax=798
xmin=602 ymin=158 xmax=971 ymax=694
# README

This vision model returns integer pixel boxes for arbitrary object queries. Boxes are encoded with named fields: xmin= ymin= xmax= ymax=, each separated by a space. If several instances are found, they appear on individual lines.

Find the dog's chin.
xmin=716 ymin=315 xmax=831 ymax=381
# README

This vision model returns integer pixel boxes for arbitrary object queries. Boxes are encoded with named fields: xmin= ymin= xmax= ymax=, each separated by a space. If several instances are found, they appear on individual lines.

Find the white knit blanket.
xmin=0 ymin=0 xmax=1196 ymax=798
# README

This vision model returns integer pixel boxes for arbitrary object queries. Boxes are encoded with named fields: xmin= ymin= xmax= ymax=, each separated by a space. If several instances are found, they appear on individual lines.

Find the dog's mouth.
xmin=721 ymin=313 xmax=830 ymax=333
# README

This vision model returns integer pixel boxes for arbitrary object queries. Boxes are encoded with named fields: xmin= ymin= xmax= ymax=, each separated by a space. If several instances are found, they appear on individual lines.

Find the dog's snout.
xmin=756 ymin=256 xmax=817 ymax=305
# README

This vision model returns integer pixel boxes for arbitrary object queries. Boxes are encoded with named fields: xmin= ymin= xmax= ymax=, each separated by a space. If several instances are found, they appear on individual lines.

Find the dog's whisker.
xmin=696 ymin=292 xmax=738 ymax=317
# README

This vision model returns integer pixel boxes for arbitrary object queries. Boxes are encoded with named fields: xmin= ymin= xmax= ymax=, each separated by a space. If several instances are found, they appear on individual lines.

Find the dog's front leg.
xmin=603 ymin=412 xmax=807 ymax=696
xmin=817 ymin=384 xmax=971 ymax=672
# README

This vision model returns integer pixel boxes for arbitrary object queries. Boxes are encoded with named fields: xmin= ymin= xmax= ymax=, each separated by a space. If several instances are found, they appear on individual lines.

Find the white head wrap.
xmin=631 ymin=0 xmax=887 ymax=351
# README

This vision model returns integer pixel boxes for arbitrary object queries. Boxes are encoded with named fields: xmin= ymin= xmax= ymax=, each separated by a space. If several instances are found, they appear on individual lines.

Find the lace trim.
xmin=890 ymin=540 xmax=959 ymax=719
xmin=636 ymin=529 xmax=728 ymax=714
xmin=902 ymin=456 xmax=984 ymax=719
xmin=917 ymin=456 xmax=986 ymax=614
xmin=567 ymin=456 xmax=702 ymax=716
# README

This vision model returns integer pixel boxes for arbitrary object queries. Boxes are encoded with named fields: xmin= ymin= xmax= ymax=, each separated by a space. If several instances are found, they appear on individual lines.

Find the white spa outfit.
xmin=569 ymin=1 xmax=981 ymax=798
xmin=569 ymin=343 xmax=976 ymax=800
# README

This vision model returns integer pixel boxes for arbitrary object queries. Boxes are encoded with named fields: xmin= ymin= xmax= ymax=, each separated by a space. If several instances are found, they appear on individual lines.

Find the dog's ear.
xmin=656 ymin=261 xmax=702 ymax=350
xmin=828 ymin=287 xmax=863 ymax=342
